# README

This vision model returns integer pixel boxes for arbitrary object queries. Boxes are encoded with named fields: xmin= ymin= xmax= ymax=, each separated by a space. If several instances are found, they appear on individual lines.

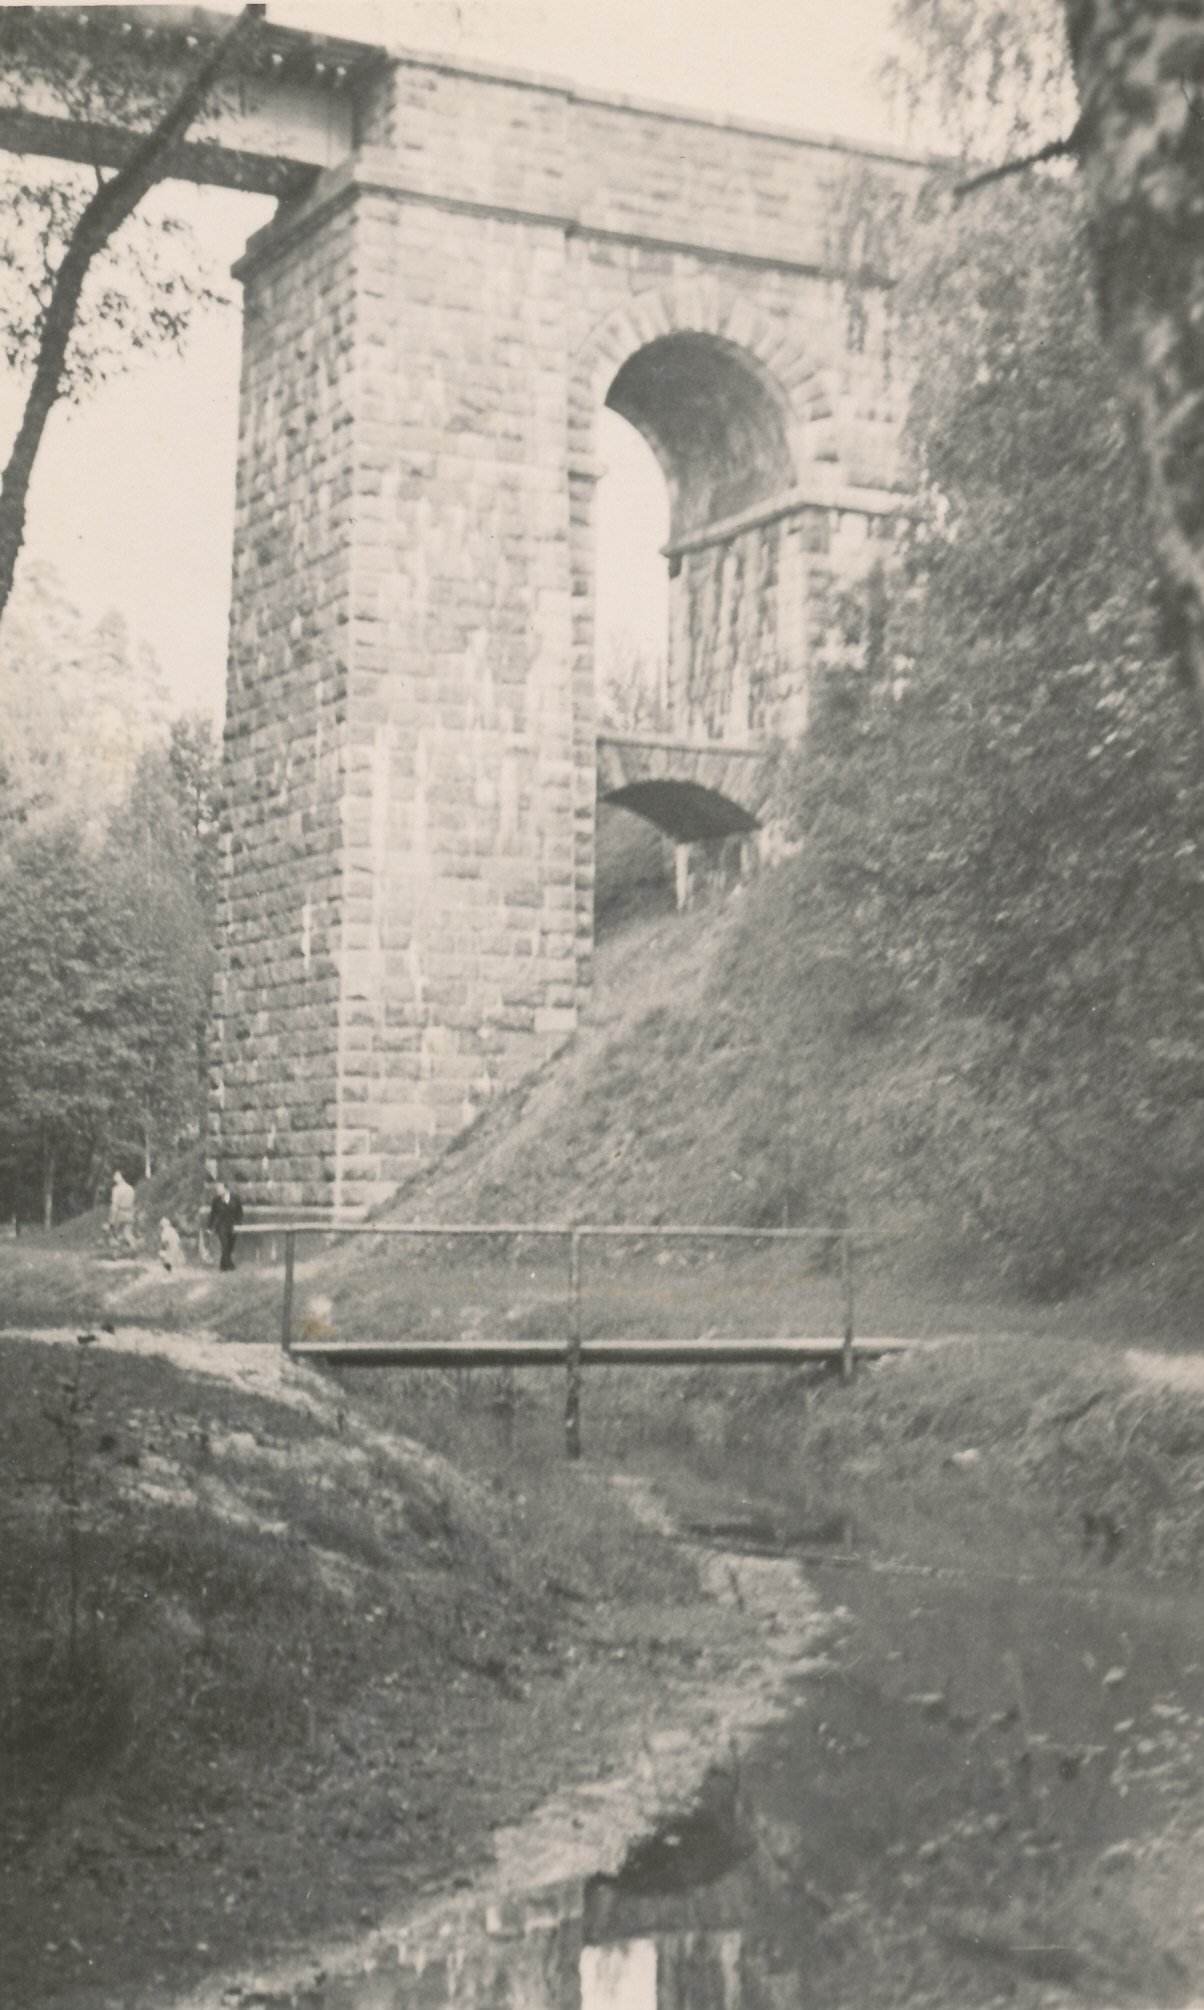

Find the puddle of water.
xmin=376 ymin=1555 xmax=1204 ymax=2010
xmin=580 ymin=1937 xmax=657 ymax=2008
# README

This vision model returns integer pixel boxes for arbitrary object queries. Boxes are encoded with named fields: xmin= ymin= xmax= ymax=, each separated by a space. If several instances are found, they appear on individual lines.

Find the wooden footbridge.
xmin=230 ymin=1220 xmax=915 ymax=1457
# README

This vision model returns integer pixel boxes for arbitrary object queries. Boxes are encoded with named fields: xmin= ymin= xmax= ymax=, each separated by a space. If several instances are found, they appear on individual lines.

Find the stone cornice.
xmin=597 ymin=730 xmax=769 ymax=758
xmin=664 ymin=483 xmax=913 ymax=557
xmin=233 ymin=152 xmax=892 ymax=288
xmin=382 ymin=42 xmax=944 ymax=174
xmin=232 ymin=154 xmax=577 ymax=281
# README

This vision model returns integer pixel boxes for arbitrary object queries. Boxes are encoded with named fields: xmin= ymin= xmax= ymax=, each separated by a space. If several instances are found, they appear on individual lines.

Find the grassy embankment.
xmin=0 ymin=1328 xmax=719 ymax=2009
xmin=5 ymin=814 xmax=1199 ymax=1351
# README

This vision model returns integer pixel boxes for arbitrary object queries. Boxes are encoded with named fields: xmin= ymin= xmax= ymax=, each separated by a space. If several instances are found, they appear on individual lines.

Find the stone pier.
xmin=201 ymin=32 xmax=917 ymax=1206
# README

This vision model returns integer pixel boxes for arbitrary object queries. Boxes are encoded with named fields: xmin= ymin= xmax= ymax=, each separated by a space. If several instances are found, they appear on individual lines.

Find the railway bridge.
xmin=0 ymin=7 xmax=918 ymax=1206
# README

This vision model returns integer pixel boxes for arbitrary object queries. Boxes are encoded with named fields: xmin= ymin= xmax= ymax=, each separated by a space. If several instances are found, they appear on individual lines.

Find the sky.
xmin=1 ymin=0 xmax=905 ymax=719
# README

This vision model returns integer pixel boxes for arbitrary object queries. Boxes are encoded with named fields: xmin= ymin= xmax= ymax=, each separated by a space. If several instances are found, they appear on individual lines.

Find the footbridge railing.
xmin=234 ymin=1221 xmax=913 ymax=1457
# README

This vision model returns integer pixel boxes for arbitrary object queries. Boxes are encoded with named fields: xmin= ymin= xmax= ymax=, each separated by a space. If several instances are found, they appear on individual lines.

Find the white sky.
xmin=1 ymin=0 xmax=904 ymax=718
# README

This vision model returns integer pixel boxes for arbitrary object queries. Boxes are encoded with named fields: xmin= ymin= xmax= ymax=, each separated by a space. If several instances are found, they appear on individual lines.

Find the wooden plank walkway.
xmin=288 ymin=1336 xmax=918 ymax=1369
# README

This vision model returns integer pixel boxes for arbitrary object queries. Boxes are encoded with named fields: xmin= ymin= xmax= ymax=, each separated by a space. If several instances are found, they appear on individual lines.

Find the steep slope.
xmin=14 ymin=828 xmax=1199 ymax=1345
xmin=398 ymin=842 xmax=1202 ymax=1325
xmin=0 ymin=1326 xmax=701 ymax=2008
xmin=409 ymin=858 xmax=924 ymax=1234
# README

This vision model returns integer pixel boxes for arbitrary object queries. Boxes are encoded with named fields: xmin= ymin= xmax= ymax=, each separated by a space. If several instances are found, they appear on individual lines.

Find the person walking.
xmin=108 ymin=1170 xmax=136 ymax=1252
xmin=207 ymin=1182 xmax=243 ymax=1273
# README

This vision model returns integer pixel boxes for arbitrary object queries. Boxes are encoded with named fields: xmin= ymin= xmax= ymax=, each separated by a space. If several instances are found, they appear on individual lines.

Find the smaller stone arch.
xmin=596 ymin=730 xmax=776 ymax=842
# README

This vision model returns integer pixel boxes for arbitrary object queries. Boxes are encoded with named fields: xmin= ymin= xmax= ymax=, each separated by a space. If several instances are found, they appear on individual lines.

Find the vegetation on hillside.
xmin=783 ymin=178 xmax=1202 ymax=1295
xmin=0 ymin=569 xmax=219 ymax=1225
xmin=890 ymin=0 xmax=1204 ymax=761
xmin=0 ymin=1329 xmax=701 ymax=2006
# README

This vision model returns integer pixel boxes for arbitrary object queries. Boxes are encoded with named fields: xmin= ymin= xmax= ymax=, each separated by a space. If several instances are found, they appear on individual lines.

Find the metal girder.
xmin=0 ymin=7 xmax=387 ymax=192
xmin=0 ymin=105 xmax=316 ymax=195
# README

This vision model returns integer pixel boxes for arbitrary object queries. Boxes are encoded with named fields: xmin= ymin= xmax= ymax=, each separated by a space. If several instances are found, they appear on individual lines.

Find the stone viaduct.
xmin=0 ymin=9 xmax=921 ymax=1211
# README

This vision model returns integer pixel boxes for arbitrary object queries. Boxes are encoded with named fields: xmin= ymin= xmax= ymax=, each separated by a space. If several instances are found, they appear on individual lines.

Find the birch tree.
xmin=893 ymin=0 xmax=1204 ymax=767
xmin=0 ymin=5 xmax=264 ymax=630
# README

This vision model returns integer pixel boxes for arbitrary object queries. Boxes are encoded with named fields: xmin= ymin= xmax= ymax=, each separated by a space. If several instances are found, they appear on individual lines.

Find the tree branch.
xmin=954 ymin=126 xmax=1082 ymax=202
xmin=0 ymin=4 xmax=265 ymax=633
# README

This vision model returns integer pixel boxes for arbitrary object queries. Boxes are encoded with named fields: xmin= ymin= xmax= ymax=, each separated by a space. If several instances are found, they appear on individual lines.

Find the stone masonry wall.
xmin=666 ymin=504 xmax=898 ymax=745
xmin=217 ymin=156 xmax=579 ymax=1206
xmin=211 ymin=194 xmax=359 ymax=1209
xmin=333 ymin=188 xmax=577 ymax=1206
xmin=212 ymin=47 xmax=915 ymax=1207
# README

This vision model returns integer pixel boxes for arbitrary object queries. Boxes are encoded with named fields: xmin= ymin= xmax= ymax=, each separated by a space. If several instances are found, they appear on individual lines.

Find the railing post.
xmin=282 ymin=1230 xmax=296 ymax=1353
xmin=840 ymin=1231 xmax=854 ymax=1381
xmin=566 ymin=1228 xmax=582 ymax=1460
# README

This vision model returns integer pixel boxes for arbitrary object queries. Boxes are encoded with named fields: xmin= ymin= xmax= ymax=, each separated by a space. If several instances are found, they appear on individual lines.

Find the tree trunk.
xmin=1061 ymin=0 xmax=1204 ymax=768
xmin=0 ymin=6 xmax=263 ymax=631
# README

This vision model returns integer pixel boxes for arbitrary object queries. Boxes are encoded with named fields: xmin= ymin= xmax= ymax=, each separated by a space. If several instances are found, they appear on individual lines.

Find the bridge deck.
xmin=0 ymin=9 xmax=383 ymax=196
xmin=288 ymin=1336 xmax=918 ymax=1368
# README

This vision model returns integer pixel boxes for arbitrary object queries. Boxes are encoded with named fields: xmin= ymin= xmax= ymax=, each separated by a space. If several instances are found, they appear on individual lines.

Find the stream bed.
xmin=274 ymin=1528 xmax=1204 ymax=2010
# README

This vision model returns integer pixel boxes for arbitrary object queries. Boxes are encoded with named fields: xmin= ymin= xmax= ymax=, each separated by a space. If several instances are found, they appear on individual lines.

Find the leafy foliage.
xmin=0 ymin=570 xmax=218 ymax=1222
xmin=886 ymin=0 xmax=1074 ymax=156
xmin=106 ymin=744 xmax=217 ymax=1173
xmin=0 ymin=821 xmax=115 ymax=1223
xmin=0 ymin=169 xmax=223 ymax=395
xmin=0 ymin=784 xmax=213 ymax=1224
xmin=888 ymin=1 xmax=1204 ymax=760
xmin=786 ymin=180 xmax=1203 ymax=1292
xmin=0 ymin=10 xmax=227 ymax=398
xmin=165 ymin=711 xmax=221 ymax=912
xmin=0 ymin=7 xmax=262 ymax=633
xmin=0 ymin=561 xmax=172 ymax=833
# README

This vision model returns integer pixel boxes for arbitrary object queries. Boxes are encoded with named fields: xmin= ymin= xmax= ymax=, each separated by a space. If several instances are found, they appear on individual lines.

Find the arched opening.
xmin=605 ymin=330 xmax=795 ymax=541
xmin=591 ymin=331 xmax=793 ymax=936
xmin=595 ymin=407 xmax=670 ymax=730
xmin=601 ymin=780 xmax=759 ymax=844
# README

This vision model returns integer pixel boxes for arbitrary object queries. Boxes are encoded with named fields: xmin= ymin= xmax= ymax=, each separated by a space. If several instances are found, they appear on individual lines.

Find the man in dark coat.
xmin=208 ymin=1183 xmax=243 ymax=1272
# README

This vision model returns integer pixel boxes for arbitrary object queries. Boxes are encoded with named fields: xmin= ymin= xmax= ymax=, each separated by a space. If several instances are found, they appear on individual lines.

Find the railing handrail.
xmin=193 ymin=1216 xmax=878 ymax=1454
xmin=226 ymin=1219 xmax=863 ymax=1241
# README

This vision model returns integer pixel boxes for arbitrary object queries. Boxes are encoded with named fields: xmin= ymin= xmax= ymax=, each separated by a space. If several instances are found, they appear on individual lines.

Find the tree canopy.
xmin=0 ymin=5 xmax=264 ymax=629
xmin=787 ymin=175 xmax=1202 ymax=1292
xmin=889 ymin=0 xmax=1204 ymax=761
xmin=0 ymin=573 xmax=218 ymax=1225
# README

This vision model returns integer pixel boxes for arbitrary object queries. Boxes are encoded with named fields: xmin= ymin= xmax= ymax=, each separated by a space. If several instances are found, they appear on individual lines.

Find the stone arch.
xmin=600 ymin=778 xmax=758 ymax=842
xmin=578 ymin=277 xmax=822 ymax=425
xmin=573 ymin=276 xmax=839 ymax=513
xmin=595 ymin=732 xmax=776 ymax=842
xmin=605 ymin=332 xmax=794 ymax=541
